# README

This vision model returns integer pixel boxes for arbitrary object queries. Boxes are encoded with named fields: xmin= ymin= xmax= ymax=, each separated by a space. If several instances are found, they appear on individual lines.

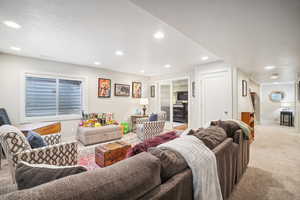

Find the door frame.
xmin=155 ymin=76 xmax=191 ymax=128
xmin=199 ymin=69 xmax=232 ymax=126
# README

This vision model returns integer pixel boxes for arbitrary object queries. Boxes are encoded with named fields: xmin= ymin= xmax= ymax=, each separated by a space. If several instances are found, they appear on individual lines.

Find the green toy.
xmin=121 ymin=122 xmax=130 ymax=134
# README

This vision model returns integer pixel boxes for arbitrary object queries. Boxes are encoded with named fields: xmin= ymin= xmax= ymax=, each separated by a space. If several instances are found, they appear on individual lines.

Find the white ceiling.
xmin=0 ymin=0 xmax=219 ymax=76
xmin=131 ymin=0 xmax=300 ymax=83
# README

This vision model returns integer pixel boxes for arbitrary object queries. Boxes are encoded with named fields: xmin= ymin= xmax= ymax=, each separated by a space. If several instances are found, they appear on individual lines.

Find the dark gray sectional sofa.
xmin=0 ymin=127 xmax=249 ymax=200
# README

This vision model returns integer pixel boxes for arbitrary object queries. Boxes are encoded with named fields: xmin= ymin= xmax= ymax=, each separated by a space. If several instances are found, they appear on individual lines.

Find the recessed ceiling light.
xmin=3 ymin=20 xmax=21 ymax=29
xmin=201 ymin=56 xmax=209 ymax=61
xmin=140 ymin=70 xmax=145 ymax=73
xmin=264 ymin=65 xmax=275 ymax=70
xmin=115 ymin=50 xmax=124 ymax=56
xmin=153 ymin=31 xmax=165 ymax=39
xmin=270 ymin=73 xmax=279 ymax=80
xmin=10 ymin=46 xmax=21 ymax=51
xmin=164 ymin=64 xmax=171 ymax=68
xmin=94 ymin=61 xmax=101 ymax=65
xmin=273 ymin=82 xmax=279 ymax=85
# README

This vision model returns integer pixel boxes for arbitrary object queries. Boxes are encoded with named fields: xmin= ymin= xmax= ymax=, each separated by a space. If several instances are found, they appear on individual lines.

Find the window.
xmin=25 ymin=74 xmax=83 ymax=119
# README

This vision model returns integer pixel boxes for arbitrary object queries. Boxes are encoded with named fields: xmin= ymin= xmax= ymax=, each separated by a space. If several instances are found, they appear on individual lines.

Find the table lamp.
xmin=140 ymin=98 xmax=149 ymax=116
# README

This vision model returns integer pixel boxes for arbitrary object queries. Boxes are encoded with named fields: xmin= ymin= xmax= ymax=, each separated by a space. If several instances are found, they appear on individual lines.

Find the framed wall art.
xmin=132 ymin=82 xmax=142 ymax=98
xmin=98 ymin=78 xmax=111 ymax=98
xmin=115 ymin=84 xmax=130 ymax=96
xmin=150 ymin=85 xmax=155 ymax=97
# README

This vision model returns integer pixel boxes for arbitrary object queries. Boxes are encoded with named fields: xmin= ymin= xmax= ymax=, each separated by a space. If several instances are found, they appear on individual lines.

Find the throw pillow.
xmin=187 ymin=128 xmax=204 ymax=136
xmin=210 ymin=120 xmax=241 ymax=138
xmin=148 ymin=147 xmax=188 ymax=182
xmin=15 ymin=161 xmax=87 ymax=190
xmin=192 ymin=126 xmax=227 ymax=150
xmin=127 ymin=131 xmax=178 ymax=157
xmin=26 ymin=131 xmax=47 ymax=149
xmin=149 ymin=114 xmax=158 ymax=122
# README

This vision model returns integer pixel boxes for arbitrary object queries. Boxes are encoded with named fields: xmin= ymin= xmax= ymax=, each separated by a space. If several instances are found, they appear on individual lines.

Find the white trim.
xmin=260 ymin=81 xmax=295 ymax=86
xmin=20 ymin=71 xmax=88 ymax=124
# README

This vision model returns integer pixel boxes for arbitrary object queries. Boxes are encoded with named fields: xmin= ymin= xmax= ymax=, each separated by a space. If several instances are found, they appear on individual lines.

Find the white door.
xmin=201 ymin=71 xmax=232 ymax=126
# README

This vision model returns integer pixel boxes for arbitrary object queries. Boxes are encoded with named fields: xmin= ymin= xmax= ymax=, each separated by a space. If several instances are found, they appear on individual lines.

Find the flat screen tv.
xmin=177 ymin=92 xmax=188 ymax=101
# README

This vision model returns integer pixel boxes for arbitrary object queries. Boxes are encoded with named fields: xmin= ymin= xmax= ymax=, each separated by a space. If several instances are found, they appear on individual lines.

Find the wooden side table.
xmin=130 ymin=115 xmax=149 ymax=132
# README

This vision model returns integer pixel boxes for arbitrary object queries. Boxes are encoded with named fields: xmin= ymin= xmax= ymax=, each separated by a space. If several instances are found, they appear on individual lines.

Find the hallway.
xmin=230 ymin=125 xmax=300 ymax=200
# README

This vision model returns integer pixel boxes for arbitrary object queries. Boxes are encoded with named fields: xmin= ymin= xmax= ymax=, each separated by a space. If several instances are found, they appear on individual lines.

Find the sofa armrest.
xmin=233 ymin=129 xmax=243 ymax=144
xmin=212 ymin=138 xmax=236 ymax=199
xmin=233 ymin=129 xmax=250 ymax=183
xmin=13 ymin=142 xmax=78 ymax=167
xmin=212 ymin=138 xmax=233 ymax=158
xmin=41 ymin=133 xmax=61 ymax=145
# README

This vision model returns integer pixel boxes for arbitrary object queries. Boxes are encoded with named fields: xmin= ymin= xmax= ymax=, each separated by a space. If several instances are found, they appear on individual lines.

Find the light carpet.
xmin=229 ymin=125 xmax=300 ymax=200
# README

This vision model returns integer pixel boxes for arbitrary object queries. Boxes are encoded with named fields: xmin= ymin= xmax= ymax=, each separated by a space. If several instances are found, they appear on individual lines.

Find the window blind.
xmin=25 ymin=76 xmax=82 ymax=118
xmin=25 ymin=77 xmax=57 ymax=117
xmin=58 ymin=79 xmax=82 ymax=115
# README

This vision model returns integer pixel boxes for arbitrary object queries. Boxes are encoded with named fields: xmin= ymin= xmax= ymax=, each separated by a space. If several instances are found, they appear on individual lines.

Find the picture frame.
xmin=242 ymin=80 xmax=247 ymax=97
xmin=114 ymin=84 xmax=130 ymax=96
xmin=98 ymin=78 xmax=111 ymax=98
xmin=132 ymin=82 xmax=142 ymax=98
xmin=150 ymin=85 xmax=155 ymax=97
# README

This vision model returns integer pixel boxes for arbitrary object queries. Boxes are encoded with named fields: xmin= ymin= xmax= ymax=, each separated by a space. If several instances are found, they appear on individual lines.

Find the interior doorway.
xmin=158 ymin=78 xmax=189 ymax=130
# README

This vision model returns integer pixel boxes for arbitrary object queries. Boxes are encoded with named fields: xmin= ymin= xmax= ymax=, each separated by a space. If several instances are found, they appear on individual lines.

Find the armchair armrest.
xmin=13 ymin=141 xmax=78 ymax=167
xmin=41 ymin=133 xmax=61 ymax=145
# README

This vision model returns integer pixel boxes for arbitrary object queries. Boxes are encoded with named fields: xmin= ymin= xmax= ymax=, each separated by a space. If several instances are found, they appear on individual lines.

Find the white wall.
xmin=237 ymin=70 xmax=253 ymax=119
xmin=260 ymin=82 xmax=296 ymax=125
xmin=0 ymin=53 xmax=150 ymax=139
xmin=236 ymin=70 xmax=260 ymax=121
xmin=295 ymin=80 xmax=300 ymax=132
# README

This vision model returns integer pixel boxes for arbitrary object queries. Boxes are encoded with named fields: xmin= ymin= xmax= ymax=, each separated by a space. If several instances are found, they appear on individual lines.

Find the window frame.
xmin=21 ymin=72 xmax=88 ymax=123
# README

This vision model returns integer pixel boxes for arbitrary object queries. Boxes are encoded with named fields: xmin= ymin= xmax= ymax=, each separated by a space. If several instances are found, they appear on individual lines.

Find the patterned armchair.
xmin=136 ymin=112 xmax=166 ymax=141
xmin=0 ymin=125 xmax=78 ymax=182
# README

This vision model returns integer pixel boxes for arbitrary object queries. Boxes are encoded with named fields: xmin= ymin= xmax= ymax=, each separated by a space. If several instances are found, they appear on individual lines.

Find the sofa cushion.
xmin=210 ymin=120 xmax=241 ymax=138
xmin=148 ymin=147 xmax=188 ymax=182
xmin=16 ymin=161 xmax=87 ymax=190
xmin=149 ymin=114 xmax=158 ymax=121
xmin=2 ymin=152 xmax=161 ymax=200
xmin=26 ymin=131 xmax=47 ymax=149
xmin=191 ymin=126 xmax=227 ymax=150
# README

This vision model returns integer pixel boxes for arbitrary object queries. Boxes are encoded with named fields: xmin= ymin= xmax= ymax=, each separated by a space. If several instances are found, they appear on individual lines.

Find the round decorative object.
xmin=269 ymin=91 xmax=284 ymax=102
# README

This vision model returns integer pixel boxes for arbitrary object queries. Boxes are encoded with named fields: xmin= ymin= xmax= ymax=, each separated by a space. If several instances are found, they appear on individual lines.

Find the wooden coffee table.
xmin=95 ymin=141 xmax=131 ymax=167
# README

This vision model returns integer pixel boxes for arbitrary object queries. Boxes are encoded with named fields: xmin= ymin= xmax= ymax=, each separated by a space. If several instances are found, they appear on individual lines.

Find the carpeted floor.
xmin=229 ymin=125 xmax=300 ymax=200
xmin=0 ymin=125 xmax=299 ymax=200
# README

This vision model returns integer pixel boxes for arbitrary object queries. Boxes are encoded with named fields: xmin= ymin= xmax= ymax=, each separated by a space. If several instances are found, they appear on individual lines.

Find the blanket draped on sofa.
xmin=159 ymin=135 xmax=223 ymax=200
